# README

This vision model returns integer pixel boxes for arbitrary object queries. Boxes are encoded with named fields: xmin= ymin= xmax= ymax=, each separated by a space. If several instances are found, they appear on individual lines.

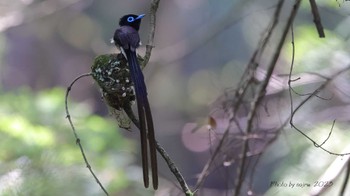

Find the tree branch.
xmin=309 ymin=0 xmax=325 ymax=38
xmin=142 ymin=0 xmax=161 ymax=68
xmin=65 ymin=73 xmax=110 ymax=196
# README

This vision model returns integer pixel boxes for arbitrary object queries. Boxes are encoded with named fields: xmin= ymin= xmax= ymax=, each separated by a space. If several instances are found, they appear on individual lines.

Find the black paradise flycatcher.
xmin=113 ymin=14 xmax=158 ymax=190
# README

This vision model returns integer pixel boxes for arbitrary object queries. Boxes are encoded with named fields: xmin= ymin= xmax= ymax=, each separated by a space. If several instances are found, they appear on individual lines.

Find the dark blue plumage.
xmin=113 ymin=14 xmax=158 ymax=190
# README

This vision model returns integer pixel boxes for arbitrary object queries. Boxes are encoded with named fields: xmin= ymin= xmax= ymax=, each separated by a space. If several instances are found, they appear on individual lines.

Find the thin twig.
xmin=288 ymin=23 xmax=295 ymax=125
xmin=142 ymin=0 xmax=161 ymax=68
xmin=315 ymin=120 xmax=336 ymax=148
xmin=65 ymin=73 xmax=110 ymax=196
xmin=194 ymin=127 xmax=230 ymax=190
xmin=290 ymin=65 xmax=350 ymax=156
xmin=339 ymin=160 xmax=350 ymax=196
xmin=287 ymin=8 xmax=341 ymax=154
xmin=309 ymin=0 xmax=325 ymax=38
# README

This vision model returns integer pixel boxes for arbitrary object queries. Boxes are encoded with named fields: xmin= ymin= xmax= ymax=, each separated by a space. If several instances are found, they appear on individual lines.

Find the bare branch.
xmin=315 ymin=120 xmax=336 ymax=148
xmin=309 ymin=0 xmax=325 ymax=38
xmin=142 ymin=0 xmax=161 ymax=68
xmin=340 ymin=160 xmax=350 ymax=196
xmin=286 ymin=13 xmax=349 ymax=155
xmin=194 ymin=126 xmax=231 ymax=190
xmin=65 ymin=73 xmax=110 ymax=196
xmin=290 ymin=65 xmax=350 ymax=156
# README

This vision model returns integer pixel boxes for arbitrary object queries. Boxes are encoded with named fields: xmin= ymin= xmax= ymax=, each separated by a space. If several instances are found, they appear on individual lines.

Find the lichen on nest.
xmin=91 ymin=53 xmax=144 ymax=129
xmin=91 ymin=53 xmax=137 ymax=110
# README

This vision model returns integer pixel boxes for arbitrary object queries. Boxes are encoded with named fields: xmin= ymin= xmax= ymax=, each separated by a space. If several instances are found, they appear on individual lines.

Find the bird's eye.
xmin=127 ymin=16 xmax=134 ymax=22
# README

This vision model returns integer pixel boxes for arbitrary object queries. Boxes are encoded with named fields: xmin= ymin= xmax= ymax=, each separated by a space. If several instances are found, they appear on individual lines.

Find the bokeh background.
xmin=1 ymin=0 xmax=350 ymax=195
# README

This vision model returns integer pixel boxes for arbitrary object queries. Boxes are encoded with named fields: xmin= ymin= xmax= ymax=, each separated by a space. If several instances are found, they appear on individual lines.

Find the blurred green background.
xmin=1 ymin=0 xmax=350 ymax=195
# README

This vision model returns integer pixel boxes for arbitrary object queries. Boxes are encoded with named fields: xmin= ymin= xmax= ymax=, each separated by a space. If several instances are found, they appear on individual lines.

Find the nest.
xmin=91 ymin=53 xmax=144 ymax=129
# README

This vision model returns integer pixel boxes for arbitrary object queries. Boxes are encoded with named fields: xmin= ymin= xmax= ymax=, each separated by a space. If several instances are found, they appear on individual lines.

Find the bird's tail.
xmin=125 ymin=49 xmax=158 ymax=190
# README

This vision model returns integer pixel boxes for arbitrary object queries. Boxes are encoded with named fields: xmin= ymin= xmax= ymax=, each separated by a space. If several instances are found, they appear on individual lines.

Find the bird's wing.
xmin=114 ymin=26 xmax=140 ymax=51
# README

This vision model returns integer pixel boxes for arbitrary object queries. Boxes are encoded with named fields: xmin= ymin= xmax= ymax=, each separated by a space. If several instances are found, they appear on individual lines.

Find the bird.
xmin=113 ymin=14 xmax=158 ymax=190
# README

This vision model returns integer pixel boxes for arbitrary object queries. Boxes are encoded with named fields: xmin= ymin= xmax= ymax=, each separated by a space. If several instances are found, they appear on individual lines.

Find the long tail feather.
xmin=125 ymin=49 xmax=158 ymax=189
xmin=144 ymin=102 xmax=158 ymax=189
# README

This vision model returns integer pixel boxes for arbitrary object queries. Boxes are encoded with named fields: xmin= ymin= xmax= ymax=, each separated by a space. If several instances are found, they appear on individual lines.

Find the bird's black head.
xmin=119 ymin=14 xmax=145 ymax=31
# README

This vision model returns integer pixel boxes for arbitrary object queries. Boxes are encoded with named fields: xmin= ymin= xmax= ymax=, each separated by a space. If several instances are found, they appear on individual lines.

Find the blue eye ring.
xmin=127 ymin=16 xmax=134 ymax=22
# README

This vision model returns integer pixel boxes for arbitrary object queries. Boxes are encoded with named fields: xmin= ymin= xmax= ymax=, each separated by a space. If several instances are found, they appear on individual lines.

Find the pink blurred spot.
xmin=181 ymin=123 xmax=212 ymax=152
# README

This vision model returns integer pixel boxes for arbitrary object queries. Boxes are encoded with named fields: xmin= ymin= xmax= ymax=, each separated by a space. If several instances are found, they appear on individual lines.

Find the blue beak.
xmin=135 ymin=14 xmax=145 ymax=20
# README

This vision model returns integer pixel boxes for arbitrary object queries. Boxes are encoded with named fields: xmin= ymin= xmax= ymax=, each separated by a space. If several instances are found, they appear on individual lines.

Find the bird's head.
xmin=119 ymin=14 xmax=145 ymax=31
